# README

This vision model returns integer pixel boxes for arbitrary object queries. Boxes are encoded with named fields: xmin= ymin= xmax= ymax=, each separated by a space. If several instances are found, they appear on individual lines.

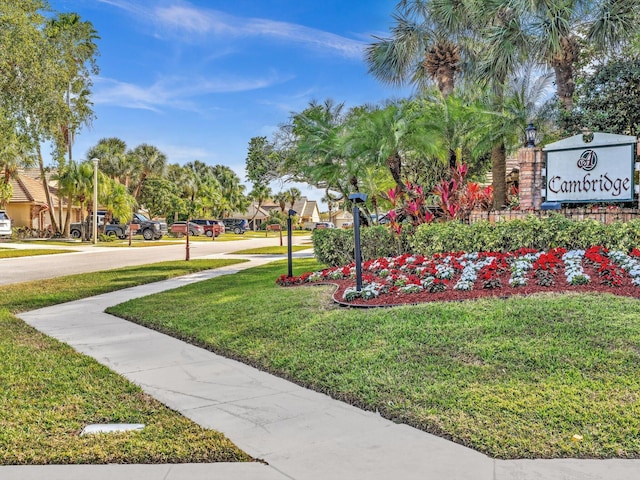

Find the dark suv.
xmin=222 ymin=218 xmax=249 ymax=234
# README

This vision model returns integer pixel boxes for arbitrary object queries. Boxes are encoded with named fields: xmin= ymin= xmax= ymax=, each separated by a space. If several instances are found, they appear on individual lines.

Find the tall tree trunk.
xmin=553 ymin=62 xmax=575 ymax=113
xmin=437 ymin=66 xmax=455 ymax=98
xmin=249 ymin=200 xmax=262 ymax=231
xmin=57 ymin=193 xmax=63 ymax=229
xmin=36 ymin=145 xmax=58 ymax=233
xmin=448 ymin=148 xmax=457 ymax=169
xmin=64 ymin=193 xmax=73 ymax=237
xmin=386 ymin=153 xmax=404 ymax=191
xmin=552 ymin=36 xmax=579 ymax=114
xmin=491 ymin=142 xmax=507 ymax=209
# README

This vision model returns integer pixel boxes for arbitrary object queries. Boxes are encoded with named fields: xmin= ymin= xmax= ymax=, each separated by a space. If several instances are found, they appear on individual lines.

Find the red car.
xmin=191 ymin=219 xmax=224 ymax=237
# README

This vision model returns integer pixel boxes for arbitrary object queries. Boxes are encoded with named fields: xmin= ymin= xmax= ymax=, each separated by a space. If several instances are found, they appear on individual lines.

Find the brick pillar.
xmin=518 ymin=147 xmax=544 ymax=210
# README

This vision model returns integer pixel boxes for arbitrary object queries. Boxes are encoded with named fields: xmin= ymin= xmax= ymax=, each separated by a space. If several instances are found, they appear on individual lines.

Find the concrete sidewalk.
xmin=7 ymin=256 xmax=640 ymax=479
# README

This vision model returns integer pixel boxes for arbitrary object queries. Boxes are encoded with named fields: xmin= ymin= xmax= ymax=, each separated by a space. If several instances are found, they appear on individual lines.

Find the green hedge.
xmin=312 ymin=215 xmax=640 ymax=265
xmin=410 ymin=214 xmax=640 ymax=256
xmin=312 ymin=226 xmax=403 ymax=266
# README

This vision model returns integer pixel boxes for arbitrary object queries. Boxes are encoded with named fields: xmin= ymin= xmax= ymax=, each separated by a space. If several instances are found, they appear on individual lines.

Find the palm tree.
xmin=54 ymin=160 xmax=93 ymax=238
xmin=52 ymin=162 xmax=75 ymax=236
xmin=166 ymin=164 xmax=192 ymax=221
xmin=290 ymin=99 xmax=355 ymax=198
xmin=469 ymin=2 xmax=531 ymax=208
xmin=357 ymin=166 xmax=395 ymax=223
xmin=273 ymin=191 xmax=288 ymax=213
xmin=129 ymin=144 xmax=167 ymax=201
xmin=248 ymin=183 xmax=272 ymax=230
xmin=100 ymin=176 xmax=135 ymax=224
xmin=86 ymin=137 xmax=132 ymax=186
xmin=474 ymin=0 xmax=640 ymax=203
xmin=321 ymin=192 xmax=341 ymax=224
xmin=44 ymin=12 xmax=99 ymax=164
xmin=210 ymin=165 xmax=247 ymax=217
xmin=285 ymin=187 xmax=302 ymax=211
xmin=346 ymin=100 xmax=437 ymax=192
xmin=366 ymin=0 xmax=468 ymax=96
xmin=521 ymin=0 xmax=639 ymax=114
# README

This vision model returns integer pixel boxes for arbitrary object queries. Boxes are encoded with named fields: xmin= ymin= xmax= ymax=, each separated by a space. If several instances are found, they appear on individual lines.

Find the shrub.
xmin=312 ymin=225 xmax=400 ymax=267
xmin=411 ymin=214 xmax=640 ymax=255
xmin=313 ymin=214 xmax=640 ymax=264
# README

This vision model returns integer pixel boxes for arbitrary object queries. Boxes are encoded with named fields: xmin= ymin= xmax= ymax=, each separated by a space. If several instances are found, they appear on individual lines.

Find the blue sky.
xmin=47 ymin=0 xmax=411 ymax=206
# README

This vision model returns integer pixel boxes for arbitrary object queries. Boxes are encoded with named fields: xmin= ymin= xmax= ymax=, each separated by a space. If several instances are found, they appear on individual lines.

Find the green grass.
xmin=231 ymin=245 xmax=313 ymax=255
xmin=0 ymin=248 xmax=76 ymax=258
xmin=0 ymin=259 xmax=252 ymax=465
xmin=107 ymin=259 xmax=640 ymax=459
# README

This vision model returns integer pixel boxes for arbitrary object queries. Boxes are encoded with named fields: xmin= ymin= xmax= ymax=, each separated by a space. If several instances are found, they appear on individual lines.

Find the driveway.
xmin=0 ymin=235 xmax=312 ymax=286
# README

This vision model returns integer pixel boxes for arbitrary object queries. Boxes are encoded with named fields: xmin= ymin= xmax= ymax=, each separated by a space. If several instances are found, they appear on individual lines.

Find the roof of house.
xmin=10 ymin=175 xmax=49 ymax=204
xmin=9 ymin=170 xmax=65 ymax=206
xmin=301 ymin=199 xmax=319 ymax=218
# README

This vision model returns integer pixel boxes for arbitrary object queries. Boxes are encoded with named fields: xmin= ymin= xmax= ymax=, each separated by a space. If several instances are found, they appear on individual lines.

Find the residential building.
xmin=4 ymin=170 xmax=80 ymax=231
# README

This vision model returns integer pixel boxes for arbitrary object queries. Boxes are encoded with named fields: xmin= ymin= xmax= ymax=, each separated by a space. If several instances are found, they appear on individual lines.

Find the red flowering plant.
xmin=277 ymin=246 xmax=640 ymax=305
xmin=383 ymin=164 xmax=493 ymax=235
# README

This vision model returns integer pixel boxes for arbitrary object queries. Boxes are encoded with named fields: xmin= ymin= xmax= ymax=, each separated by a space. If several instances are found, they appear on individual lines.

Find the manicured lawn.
xmin=0 ymin=259 xmax=252 ymax=465
xmin=231 ymin=245 xmax=313 ymax=255
xmin=108 ymin=259 xmax=640 ymax=459
xmin=0 ymin=248 xmax=76 ymax=258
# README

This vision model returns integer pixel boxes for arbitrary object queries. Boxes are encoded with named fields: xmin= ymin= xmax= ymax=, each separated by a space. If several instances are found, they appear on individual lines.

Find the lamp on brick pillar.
xmin=525 ymin=123 xmax=537 ymax=148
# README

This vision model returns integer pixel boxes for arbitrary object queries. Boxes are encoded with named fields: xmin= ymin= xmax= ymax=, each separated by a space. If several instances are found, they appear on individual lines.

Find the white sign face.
xmin=546 ymin=144 xmax=634 ymax=202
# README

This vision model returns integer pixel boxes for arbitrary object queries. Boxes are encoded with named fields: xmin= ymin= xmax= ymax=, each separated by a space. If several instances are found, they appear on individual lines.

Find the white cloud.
xmin=93 ymin=73 xmax=287 ymax=112
xmin=100 ymin=0 xmax=365 ymax=59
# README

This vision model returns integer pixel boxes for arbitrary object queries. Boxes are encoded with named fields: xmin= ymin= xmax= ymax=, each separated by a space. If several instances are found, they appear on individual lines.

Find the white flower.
xmin=343 ymin=282 xmax=386 ymax=301
xmin=608 ymin=251 xmax=640 ymax=287
xmin=562 ymin=250 xmax=590 ymax=285
xmin=454 ymin=256 xmax=495 ymax=291
xmin=508 ymin=253 xmax=540 ymax=287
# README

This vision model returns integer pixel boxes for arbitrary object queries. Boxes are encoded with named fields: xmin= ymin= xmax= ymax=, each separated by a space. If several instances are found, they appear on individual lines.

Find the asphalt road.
xmin=0 ymin=235 xmax=312 ymax=286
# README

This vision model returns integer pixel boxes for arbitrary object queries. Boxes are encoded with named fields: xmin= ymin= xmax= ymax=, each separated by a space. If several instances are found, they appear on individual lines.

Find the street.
xmin=0 ymin=235 xmax=311 ymax=285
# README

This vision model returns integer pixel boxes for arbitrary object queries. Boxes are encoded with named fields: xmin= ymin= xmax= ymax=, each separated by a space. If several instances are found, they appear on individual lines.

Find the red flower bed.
xmin=277 ymin=246 xmax=640 ymax=307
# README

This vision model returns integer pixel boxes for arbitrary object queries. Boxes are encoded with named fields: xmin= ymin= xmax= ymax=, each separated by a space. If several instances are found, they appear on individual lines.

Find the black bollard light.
xmin=287 ymin=209 xmax=296 ymax=278
xmin=349 ymin=193 xmax=368 ymax=292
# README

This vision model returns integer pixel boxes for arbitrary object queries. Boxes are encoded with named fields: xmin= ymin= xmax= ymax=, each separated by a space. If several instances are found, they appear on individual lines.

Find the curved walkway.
xmin=4 ymin=254 xmax=640 ymax=479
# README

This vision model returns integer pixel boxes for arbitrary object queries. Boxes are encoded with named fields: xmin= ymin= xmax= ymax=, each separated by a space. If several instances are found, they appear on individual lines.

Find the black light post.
xmin=525 ymin=123 xmax=537 ymax=148
xmin=287 ymin=209 xmax=296 ymax=278
xmin=349 ymin=193 xmax=368 ymax=292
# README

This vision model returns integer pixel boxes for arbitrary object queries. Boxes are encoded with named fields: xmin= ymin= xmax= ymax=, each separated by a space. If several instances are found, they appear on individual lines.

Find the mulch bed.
xmin=324 ymin=263 xmax=640 ymax=308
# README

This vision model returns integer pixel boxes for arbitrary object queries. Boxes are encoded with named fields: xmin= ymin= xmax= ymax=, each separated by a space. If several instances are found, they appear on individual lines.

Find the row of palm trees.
xmin=257 ymin=69 xmax=553 ymax=219
xmin=47 ymin=137 xmax=310 ymax=236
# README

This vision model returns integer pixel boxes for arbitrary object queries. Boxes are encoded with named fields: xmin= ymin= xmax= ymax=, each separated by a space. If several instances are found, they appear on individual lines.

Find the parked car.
xmin=222 ymin=218 xmax=249 ymax=234
xmin=210 ymin=219 xmax=225 ymax=234
xmin=170 ymin=221 xmax=205 ymax=236
xmin=69 ymin=210 xmax=107 ymax=240
xmin=313 ymin=222 xmax=335 ymax=230
xmin=191 ymin=219 xmax=223 ymax=237
xmin=105 ymin=223 xmax=130 ymax=239
xmin=130 ymin=213 xmax=168 ymax=240
xmin=0 ymin=210 xmax=11 ymax=237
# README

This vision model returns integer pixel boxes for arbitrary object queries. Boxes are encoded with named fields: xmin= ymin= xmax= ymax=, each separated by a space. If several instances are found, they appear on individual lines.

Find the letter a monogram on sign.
xmin=544 ymin=133 xmax=636 ymax=203
xmin=577 ymin=150 xmax=597 ymax=171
